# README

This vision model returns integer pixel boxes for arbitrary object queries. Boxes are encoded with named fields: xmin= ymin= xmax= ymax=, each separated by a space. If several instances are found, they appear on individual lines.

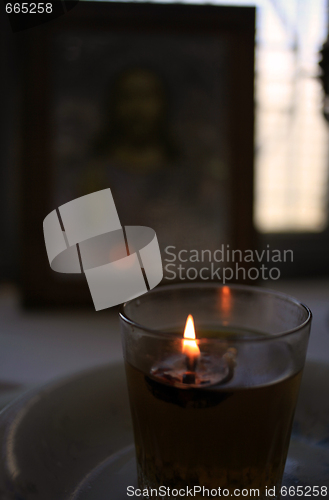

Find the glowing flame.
xmin=183 ymin=314 xmax=200 ymax=359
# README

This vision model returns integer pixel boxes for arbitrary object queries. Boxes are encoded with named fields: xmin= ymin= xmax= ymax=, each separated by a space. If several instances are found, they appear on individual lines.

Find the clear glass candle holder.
xmin=119 ymin=284 xmax=312 ymax=500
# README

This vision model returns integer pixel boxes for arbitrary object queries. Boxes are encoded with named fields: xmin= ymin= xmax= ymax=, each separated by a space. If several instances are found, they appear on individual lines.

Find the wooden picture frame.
xmin=18 ymin=1 xmax=255 ymax=307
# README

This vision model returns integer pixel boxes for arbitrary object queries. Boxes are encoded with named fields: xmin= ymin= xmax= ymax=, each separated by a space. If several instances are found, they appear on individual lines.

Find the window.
xmin=255 ymin=0 xmax=328 ymax=233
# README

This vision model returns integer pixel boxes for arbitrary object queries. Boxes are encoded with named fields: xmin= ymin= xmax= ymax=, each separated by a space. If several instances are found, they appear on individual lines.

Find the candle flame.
xmin=183 ymin=314 xmax=200 ymax=358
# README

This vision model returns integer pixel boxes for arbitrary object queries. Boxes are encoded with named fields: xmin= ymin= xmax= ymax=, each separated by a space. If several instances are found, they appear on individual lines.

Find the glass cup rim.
xmin=119 ymin=283 xmax=312 ymax=342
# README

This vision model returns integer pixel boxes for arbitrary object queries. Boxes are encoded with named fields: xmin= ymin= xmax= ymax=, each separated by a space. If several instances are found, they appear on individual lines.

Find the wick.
xmin=182 ymin=371 xmax=196 ymax=384
xmin=183 ymin=355 xmax=198 ymax=384
xmin=186 ymin=354 xmax=197 ymax=372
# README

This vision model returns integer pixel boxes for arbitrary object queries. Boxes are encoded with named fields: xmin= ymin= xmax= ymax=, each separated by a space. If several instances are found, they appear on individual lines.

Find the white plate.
xmin=0 ymin=361 xmax=328 ymax=499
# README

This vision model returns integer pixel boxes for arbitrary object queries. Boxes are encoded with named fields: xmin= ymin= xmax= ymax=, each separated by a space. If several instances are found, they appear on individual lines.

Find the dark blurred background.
xmin=0 ymin=0 xmax=329 ymax=395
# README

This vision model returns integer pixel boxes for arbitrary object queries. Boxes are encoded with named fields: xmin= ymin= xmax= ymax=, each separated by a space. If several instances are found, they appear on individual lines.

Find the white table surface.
xmin=0 ymin=285 xmax=123 ymax=388
xmin=0 ymin=280 xmax=328 ymax=391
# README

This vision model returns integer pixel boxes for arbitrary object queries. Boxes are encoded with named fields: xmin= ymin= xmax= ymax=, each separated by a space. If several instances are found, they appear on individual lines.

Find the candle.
xmin=120 ymin=284 xmax=311 ymax=500
xmin=149 ymin=314 xmax=236 ymax=391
